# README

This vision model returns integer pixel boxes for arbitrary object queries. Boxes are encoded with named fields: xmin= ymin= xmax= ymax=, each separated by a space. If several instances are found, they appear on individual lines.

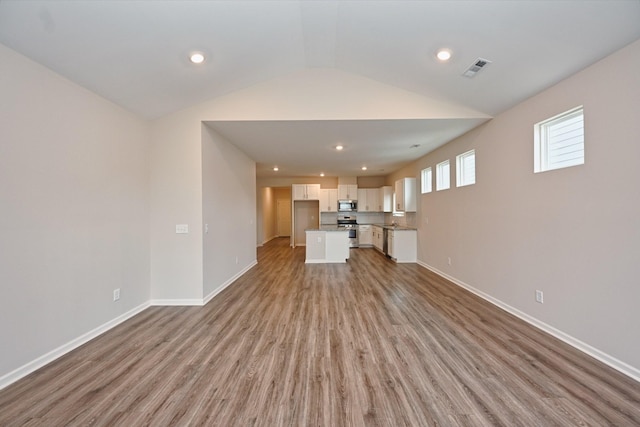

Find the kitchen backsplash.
xmin=384 ymin=212 xmax=417 ymax=227
xmin=321 ymin=212 xmax=338 ymax=225
xmin=321 ymin=212 xmax=394 ymax=226
xmin=355 ymin=212 xmax=385 ymax=225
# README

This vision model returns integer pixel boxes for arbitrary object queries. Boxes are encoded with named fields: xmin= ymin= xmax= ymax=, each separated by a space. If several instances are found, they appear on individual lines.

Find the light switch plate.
xmin=176 ymin=224 xmax=189 ymax=234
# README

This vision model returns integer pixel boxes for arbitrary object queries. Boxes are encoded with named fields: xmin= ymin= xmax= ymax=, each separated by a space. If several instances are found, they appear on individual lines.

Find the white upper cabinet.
xmin=337 ymin=184 xmax=357 ymax=200
xmin=357 ymin=189 xmax=367 ymax=211
xmin=357 ymin=188 xmax=380 ymax=212
xmin=394 ymin=178 xmax=416 ymax=212
xmin=367 ymin=188 xmax=380 ymax=212
xmin=381 ymin=186 xmax=393 ymax=212
xmin=319 ymin=188 xmax=338 ymax=212
xmin=292 ymin=184 xmax=321 ymax=200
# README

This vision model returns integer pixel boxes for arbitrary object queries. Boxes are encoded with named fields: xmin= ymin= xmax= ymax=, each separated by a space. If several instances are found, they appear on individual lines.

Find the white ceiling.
xmin=1 ymin=1 xmax=639 ymax=178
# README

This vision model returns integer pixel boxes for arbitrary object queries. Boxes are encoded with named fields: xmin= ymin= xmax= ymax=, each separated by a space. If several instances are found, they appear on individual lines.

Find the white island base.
xmin=305 ymin=229 xmax=350 ymax=263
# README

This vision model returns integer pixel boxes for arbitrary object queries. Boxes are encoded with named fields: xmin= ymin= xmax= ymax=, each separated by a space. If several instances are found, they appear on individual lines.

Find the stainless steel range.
xmin=337 ymin=216 xmax=358 ymax=248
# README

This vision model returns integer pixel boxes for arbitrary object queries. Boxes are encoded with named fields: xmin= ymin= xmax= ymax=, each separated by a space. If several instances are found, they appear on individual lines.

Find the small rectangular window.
xmin=436 ymin=160 xmax=450 ymax=191
xmin=535 ymin=106 xmax=584 ymax=173
xmin=456 ymin=149 xmax=476 ymax=187
xmin=421 ymin=167 xmax=432 ymax=194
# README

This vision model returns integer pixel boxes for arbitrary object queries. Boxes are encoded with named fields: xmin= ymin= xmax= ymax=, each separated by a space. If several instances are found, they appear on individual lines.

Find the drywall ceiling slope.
xmin=199 ymin=68 xmax=490 ymax=177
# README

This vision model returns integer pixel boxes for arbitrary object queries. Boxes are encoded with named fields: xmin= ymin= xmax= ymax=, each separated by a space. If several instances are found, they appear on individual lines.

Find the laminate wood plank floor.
xmin=1 ymin=237 xmax=639 ymax=426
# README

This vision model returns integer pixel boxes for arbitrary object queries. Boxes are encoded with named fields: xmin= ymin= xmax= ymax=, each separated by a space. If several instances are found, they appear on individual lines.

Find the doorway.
xmin=277 ymin=199 xmax=291 ymax=237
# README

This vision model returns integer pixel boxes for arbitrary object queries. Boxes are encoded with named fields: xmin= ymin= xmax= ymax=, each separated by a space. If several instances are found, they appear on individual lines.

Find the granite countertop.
xmin=306 ymin=225 xmax=350 ymax=232
xmin=308 ymin=224 xmax=417 ymax=231
xmin=364 ymin=223 xmax=417 ymax=230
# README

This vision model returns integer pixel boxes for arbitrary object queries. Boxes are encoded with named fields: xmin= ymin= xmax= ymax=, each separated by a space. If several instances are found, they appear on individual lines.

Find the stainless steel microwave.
xmin=338 ymin=200 xmax=357 ymax=212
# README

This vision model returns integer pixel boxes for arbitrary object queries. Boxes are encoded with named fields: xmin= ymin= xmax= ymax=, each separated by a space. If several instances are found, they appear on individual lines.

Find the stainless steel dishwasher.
xmin=382 ymin=228 xmax=390 ymax=256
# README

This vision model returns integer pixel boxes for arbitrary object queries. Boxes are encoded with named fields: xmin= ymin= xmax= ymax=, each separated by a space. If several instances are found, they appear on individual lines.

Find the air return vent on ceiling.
xmin=462 ymin=58 xmax=491 ymax=78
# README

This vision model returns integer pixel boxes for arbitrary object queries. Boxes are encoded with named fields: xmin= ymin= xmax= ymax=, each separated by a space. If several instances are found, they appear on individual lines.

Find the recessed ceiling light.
xmin=273 ymin=166 xmax=279 ymax=172
xmin=436 ymin=49 xmax=452 ymax=62
xmin=190 ymin=52 xmax=205 ymax=64
xmin=320 ymin=173 xmax=325 ymax=177
xmin=361 ymin=166 xmax=367 ymax=171
xmin=335 ymin=145 xmax=344 ymax=151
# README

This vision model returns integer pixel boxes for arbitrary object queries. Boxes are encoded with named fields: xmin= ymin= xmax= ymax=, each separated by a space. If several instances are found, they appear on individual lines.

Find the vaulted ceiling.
xmin=1 ymin=1 xmax=639 ymax=177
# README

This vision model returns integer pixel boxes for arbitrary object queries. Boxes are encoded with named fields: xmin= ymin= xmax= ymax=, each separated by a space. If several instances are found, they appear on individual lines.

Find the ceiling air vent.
xmin=462 ymin=58 xmax=492 ymax=78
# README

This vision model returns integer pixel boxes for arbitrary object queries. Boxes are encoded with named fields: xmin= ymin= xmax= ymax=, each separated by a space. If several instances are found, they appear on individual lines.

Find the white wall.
xmin=149 ymin=109 xmax=205 ymax=302
xmin=0 ymin=44 xmax=150 ymax=380
xmin=149 ymin=107 xmax=258 ymax=304
xmin=392 ymin=40 xmax=640 ymax=376
xmin=202 ymin=124 xmax=257 ymax=299
xmin=257 ymin=187 xmax=277 ymax=245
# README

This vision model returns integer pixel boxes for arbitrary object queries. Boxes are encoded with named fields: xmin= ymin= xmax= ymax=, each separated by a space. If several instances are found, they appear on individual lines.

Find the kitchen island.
xmin=305 ymin=226 xmax=350 ymax=263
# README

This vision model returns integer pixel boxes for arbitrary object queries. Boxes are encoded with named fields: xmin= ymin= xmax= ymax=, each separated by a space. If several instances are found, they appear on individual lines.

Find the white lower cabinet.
xmin=372 ymin=226 xmax=383 ymax=251
xmin=388 ymin=229 xmax=417 ymax=263
xmin=358 ymin=225 xmax=372 ymax=246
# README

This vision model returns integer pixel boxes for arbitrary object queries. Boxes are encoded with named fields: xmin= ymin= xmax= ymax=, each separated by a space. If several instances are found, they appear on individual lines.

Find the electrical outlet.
xmin=113 ymin=288 xmax=120 ymax=301
xmin=447 ymin=257 xmax=452 ymax=266
xmin=235 ymin=256 xmax=239 ymax=265
xmin=535 ymin=290 xmax=544 ymax=304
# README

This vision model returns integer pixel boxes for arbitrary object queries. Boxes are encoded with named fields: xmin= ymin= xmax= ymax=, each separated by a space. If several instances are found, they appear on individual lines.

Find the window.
xmin=534 ymin=106 xmax=584 ymax=173
xmin=436 ymin=160 xmax=450 ymax=191
xmin=421 ymin=167 xmax=432 ymax=194
xmin=456 ymin=149 xmax=476 ymax=187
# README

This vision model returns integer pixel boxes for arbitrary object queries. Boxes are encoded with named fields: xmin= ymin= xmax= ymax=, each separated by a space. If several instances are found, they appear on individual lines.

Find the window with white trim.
xmin=436 ymin=160 xmax=450 ymax=191
xmin=456 ymin=149 xmax=476 ymax=187
xmin=421 ymin=167 xmax=432 ymax=194
xmin=534 ymin=106 xmax=584 ymax=173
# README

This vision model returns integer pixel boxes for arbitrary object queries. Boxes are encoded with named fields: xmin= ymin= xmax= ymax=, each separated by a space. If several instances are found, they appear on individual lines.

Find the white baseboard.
xmin=1 ymin=261 xmax=260 ymax=391
xmin=150 ymin=261 xmax=258 ymax=307
xmin=149 ymin=298 xmax=204 ymax=306
xmin=417 ymin=260 xmax=640 ymax=383
xmin=260 ymin=235 xmax=279 ymax=246
xmin=0 ymin=301 xmax=150 ymax=391
xmin=203 ymin=260 xmax=257 ymax=305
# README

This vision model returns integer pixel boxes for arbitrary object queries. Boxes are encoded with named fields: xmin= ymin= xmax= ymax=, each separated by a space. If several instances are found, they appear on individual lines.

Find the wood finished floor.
xmin=1 ymin=237 xmax=639 ymax=426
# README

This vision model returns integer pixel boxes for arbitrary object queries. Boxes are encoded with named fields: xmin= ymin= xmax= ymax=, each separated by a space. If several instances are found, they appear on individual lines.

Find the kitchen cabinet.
xmin=388 ymin=229 xmax=417 ymax=263
xmin=394 ymin=177 xmax=416 ymax=212
xmin=381 ymin=186 xmax=393 ymax=212
xmin=357 ymin=188 xmax=380 ymax=212
xmin=292 ymin=184 xmax=320 ymax=201
xmin=372 ymin=226 xmax=384 ymax=251
xmin=358 ymin=224 xmax=372 ymax=246
xmin=338 ymin=184 xmax=357 ymax=200
xmin=319 ymin=188 xmax=338 ymax=212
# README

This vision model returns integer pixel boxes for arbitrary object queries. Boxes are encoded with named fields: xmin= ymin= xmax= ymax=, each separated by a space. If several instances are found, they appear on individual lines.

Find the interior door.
xmin=277 ymin=199 xmax=291 ymax=237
